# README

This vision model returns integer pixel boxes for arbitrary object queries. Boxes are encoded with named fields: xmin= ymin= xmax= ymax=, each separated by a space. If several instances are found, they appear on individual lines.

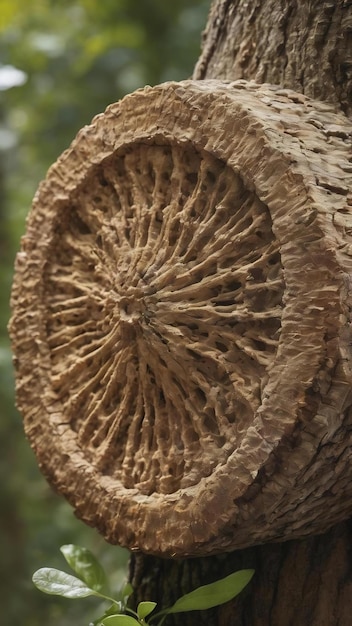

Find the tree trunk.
xmin=130 ymin=519 xmax=352 ymax=626
xmin=194 ymin=0 xmax=352 ymax=117
xmin=129 ymin=1 xmax=352 ymax=624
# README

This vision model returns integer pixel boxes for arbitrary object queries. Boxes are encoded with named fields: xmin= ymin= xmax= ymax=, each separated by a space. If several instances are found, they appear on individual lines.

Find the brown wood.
xmin=130 ymin=519 xmax=352 ymax=626
xmin=130 ymin=1 xmax=352 ymax=624
xmin=8 ymin=0 xmax=352 ymax=626
xmin=194 ymin=0 xmax=352 ymax=117
xmin=9 ymin=80 xmax=352 ymax=560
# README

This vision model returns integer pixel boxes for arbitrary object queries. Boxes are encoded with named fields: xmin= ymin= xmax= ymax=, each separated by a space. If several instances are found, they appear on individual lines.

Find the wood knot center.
xmin=118 ymin=288 xmax=147 ymax=340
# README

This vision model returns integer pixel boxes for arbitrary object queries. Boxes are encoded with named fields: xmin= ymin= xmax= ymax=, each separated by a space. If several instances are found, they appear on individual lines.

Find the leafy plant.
xmin=32 ymin=544 xmax=254 ymax=625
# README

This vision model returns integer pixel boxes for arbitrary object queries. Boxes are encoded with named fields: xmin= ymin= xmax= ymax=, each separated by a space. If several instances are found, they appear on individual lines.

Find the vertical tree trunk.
xmin=194 ymin=0 xmax=352 ymax=117
xmin=130 ymin=519 xmax=352 ymax=626
xmin=129 ymin=2 xmax=352 ymax=624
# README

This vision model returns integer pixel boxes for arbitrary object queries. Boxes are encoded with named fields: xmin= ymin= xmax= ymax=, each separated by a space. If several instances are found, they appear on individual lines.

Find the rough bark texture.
xmin=194 ymin=0 xmax=352 ymax=117
xmin=9 ymin=0 xmax=352 ymax=623
xmin=130 ymin=519 xmax=352 ymax=626
xmin=9 ymin=80 xmax=352 ymax=560
xmin=130 ymin=1 xmax=352 ymax=624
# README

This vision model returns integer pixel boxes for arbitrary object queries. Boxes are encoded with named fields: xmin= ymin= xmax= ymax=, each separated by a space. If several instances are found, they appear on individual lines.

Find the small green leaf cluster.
xmin=32 ymin=544 xmax=254 ymax=625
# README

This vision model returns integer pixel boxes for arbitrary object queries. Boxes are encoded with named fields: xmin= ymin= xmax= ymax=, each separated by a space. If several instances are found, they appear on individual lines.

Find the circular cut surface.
xmin=9 ymin=80 xmax=352 ymax=556
xmin=46 ymin=144 xmax=282 ymax=495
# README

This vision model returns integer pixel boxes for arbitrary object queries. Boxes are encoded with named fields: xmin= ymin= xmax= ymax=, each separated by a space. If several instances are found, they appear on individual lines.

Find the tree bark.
xmin=130 ymin=519 xmax=352 ymax=626
xmin=194 ymin=0 xmax=352 ymax=117
xmin=129 ymin=1 xmax=352 ymax=625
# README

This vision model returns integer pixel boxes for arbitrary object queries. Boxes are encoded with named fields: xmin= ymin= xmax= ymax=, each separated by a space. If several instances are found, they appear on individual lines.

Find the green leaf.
xmin=32 ymin=567 xmax=98 ymax=599
xmin=60 ymin=544 xmax=108 ymax=593
xmin=94 ymin=602 xmax=123 ymax=625
xmin=164 ymin=569 xmax=254 ymax=614
xmin=120 ymin=582 xmax=134 ymax=605
xmin=101 ymin=616 xmax=140 ymax=625
xmin=137 ymin=601 xmax=157 ymax=619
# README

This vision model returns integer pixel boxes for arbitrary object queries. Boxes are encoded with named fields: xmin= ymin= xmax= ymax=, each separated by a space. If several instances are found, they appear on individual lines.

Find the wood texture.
xmin=129 ymin=2 xmax=352 ymax=624
xmin=9 ymin=0 xmax=352 ymax=622
xmin=194 ymin=0 xmax=352 ymax=117
xmin=9 ymin=80 xmax=352 ymax=559
xmin=130 ymin=519 xmax=352 ymax=626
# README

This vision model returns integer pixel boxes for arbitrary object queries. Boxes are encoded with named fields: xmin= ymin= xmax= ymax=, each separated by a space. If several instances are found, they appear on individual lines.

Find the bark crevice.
xmin=194 ymin=0 xmax=352 ymax=118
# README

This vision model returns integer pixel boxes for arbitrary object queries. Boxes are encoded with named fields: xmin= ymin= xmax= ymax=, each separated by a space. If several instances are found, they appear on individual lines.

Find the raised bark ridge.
xmin=9 ymin=79 xmax=352 ymax=556
xmin=194 ymin=0 xmax=352 ymax=117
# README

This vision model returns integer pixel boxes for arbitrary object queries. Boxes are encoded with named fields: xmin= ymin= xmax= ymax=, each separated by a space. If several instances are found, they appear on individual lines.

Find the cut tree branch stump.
xmin=9 ymin=80 xmax=352 ymax=558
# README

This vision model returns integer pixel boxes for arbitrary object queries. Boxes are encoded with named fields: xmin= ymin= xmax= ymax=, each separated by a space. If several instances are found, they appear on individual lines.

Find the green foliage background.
xmin=0 ymin=1 xmax=209 ymax=624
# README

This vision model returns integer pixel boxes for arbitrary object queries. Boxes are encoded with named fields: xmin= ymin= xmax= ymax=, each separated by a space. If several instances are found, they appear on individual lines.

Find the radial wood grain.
xmin=9 ymin=80 xmax=352 ymax=556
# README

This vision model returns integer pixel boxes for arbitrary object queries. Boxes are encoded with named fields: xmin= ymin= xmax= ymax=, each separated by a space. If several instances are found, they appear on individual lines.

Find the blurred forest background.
xmin=0 ymin=1 xmax=209 ymax=624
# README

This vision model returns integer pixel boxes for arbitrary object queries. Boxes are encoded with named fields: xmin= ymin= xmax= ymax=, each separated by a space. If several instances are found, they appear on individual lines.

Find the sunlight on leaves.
xmin=60 ymin=543 xmax=108 ymax=593
xmin=32 ymin=567 xmax=99 ymax=599
xmin=137 ymin=601 xmax=157 ymax=620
